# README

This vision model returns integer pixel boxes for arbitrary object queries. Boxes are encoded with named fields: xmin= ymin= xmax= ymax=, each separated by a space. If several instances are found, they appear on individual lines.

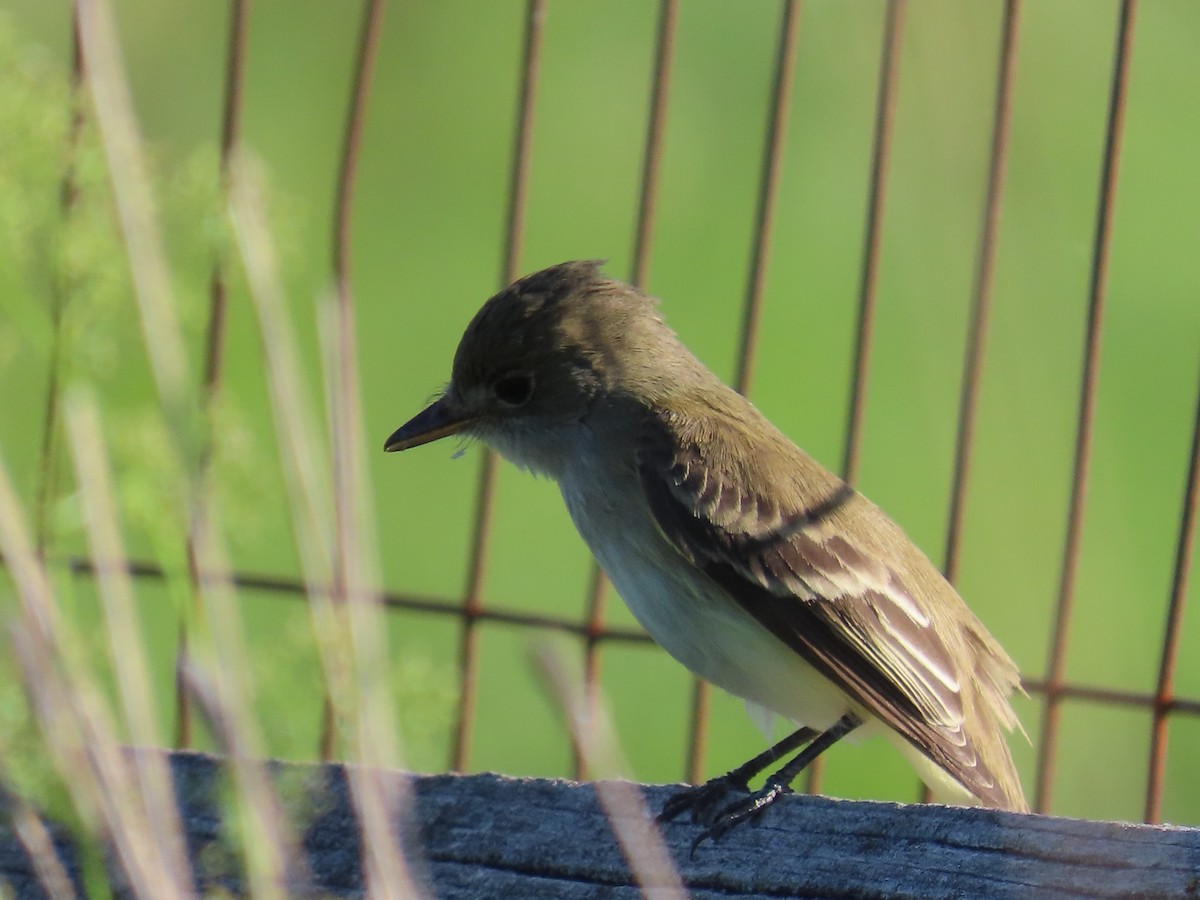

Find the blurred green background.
xmin=1 ymin=0 xmax=1198 ymax=827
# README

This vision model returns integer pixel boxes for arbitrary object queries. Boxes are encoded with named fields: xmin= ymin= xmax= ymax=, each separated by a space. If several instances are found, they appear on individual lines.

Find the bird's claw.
xmin=687 ymin=782 xmax=793 ymax=856
xmin=658 ymin=774 xmax=750 ymax=825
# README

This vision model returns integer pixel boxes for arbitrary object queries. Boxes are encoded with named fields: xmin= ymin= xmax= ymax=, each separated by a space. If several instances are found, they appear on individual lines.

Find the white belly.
xmin=561 ymin=476 xmax=854 ymax=734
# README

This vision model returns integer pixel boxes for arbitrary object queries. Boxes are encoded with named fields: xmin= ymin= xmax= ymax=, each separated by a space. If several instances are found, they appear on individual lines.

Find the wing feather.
xmin=636 ymin=410 xmax=1022 ymax=808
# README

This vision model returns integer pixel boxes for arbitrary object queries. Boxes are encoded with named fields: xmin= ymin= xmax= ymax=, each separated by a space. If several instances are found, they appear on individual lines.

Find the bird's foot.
xmin=657 ymin=774 xmax=751 ymax=826
xmin=689 ymin=780 xmax=793 ymax=856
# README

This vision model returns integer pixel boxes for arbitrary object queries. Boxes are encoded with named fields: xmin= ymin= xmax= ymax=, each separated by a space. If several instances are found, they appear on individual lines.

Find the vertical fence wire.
xmin=1034 ymin=0 xmax=1138 ymax=814
xmin=576 ymin=0 xmax=680 ymax=781
xmin=813 ymin=0 xmax=907 ymax=797
xmin=629 ymin=0 xmax=678 ymax=294
xmin=577 ymin=565 xmax=610 ymax=780
xmin=325 ymin=6 xmax=423 ymax=891
xmin=839 ymin=0 xmax=906 ymax=486
xmin=731 ymin=0 xmax=802 ymax=399
xmin=450 ymin=0 xmax=546 ymax=773
xmin=679 ymin=0 xmax=805 ymax=789
xmin=318 ymin=0 xmax=385 ymax=763
xmin=12 ymin=12 xmax=90 ymax=894
xmin=919 ymin=0 xmax=1024 ymax=802
xmin=941 ymin=0 xmax=1020 ymax=587
xmin=32 ymin=13 xmax=86 ymax=562
xmin=1145 ymin=369 xmax=1200 ymax=823
xmin=174 ymin=0 xmax=250 ymax=751
xmin=201 ymin=0 xmax=249 ymax=399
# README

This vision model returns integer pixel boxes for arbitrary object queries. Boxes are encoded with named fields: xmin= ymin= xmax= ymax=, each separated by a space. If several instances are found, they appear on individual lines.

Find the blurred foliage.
xmin=0 ymin=9 xmax=452 ymax=794
xmin=0 ymin=0 xmax=1197 ymax=829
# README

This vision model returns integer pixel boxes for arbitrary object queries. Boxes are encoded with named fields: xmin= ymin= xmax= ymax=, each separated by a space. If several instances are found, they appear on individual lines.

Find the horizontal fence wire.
xmin=12 ymin=0 xmax=1195 ymax=829
xmin=12 ymin=549 xmax=1195 ymax=728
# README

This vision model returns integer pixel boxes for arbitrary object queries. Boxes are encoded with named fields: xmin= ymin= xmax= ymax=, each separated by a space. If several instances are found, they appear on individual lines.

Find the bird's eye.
xmin=493 ymin=374 xmax=534 ymax=407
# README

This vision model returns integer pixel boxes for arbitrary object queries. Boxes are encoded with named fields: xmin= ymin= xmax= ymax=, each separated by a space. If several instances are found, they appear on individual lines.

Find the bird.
xmin=384 ymin=260 xmax=1028 ymax=848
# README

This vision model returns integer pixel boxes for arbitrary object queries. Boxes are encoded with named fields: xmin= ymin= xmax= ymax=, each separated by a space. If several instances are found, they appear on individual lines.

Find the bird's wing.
xmin=635 ymin=409 xmax=1012 ymax=807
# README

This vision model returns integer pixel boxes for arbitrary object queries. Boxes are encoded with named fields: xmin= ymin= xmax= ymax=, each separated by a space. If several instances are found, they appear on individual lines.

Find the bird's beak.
xmin=384 ymin=397 xmax=474 ymax=452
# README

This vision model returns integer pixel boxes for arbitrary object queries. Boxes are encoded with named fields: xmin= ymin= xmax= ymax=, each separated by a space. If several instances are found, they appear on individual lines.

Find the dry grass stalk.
xmin=0 ymin=451 xmax=191 ymax=897
xmin=232 ymin=158 xmax=424 ymax=898
xmin=534 ymin=645 xmax=686 ymax=899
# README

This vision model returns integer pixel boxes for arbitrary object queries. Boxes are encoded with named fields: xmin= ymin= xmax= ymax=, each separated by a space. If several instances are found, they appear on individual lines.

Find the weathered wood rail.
xmin=2 ymin=750 xmax=1197 ymax=897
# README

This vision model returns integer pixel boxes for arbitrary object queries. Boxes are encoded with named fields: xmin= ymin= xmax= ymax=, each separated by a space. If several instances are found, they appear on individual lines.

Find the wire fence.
xmin=10 ymin=0 xmax=1200 ymax=829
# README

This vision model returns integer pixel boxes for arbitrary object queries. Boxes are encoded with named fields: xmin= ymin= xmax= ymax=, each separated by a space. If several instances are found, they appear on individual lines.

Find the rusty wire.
xmin=10 ymin=10 xmax=91 ymax=893
xmin=941 ymin=0 xmax=1022 ymax=588
xmin=20 ymin=0 xmax=1200 ymax=827
xmin=629 ymin=0 xmax=679 ymax=293
xmin=732 ymin=0 xmax=803 ymax=399
xmin=1145 ymin=369 xmax=1200 ymax=823
xmin=451 ymin=0 xmax=547 ymax=773
xmin=916 ymin=0 xmax=1025 ymax=805
xmin=680 ymin=0 xmax=806 ymax=790
xmin=811 ymin=0 xmax=908 ymax=797
xmin=840 ymin=0 xmax=907 ymax=487
xmin=316 ymin=0 xmax=387 ymax=763
xmin=200 ymin=0 xmax=249 ymax=398
xmin=577 ymin=0 xmax=682 ymax=781
xmin=32 ymin=11 xmax=86 ymax=562
xmin=18 ymin=544 xmax=1196 ymax=733
xmin=1034 ymin=0 xmax=1138 ymax=814
xmin=174 ymin=0 xmax=250 ymax=752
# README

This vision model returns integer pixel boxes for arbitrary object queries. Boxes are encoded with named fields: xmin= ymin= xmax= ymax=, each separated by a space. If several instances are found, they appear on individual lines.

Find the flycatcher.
xmin=385 ymin=260 xmax=1027 ymax=846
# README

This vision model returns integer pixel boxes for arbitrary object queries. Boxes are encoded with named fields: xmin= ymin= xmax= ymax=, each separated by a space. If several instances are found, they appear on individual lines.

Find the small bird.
xmin=385 ymin=260 xmax=1028 ymax=847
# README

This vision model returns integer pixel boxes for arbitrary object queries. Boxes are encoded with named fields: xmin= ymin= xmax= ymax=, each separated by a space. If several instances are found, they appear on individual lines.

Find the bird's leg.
xmin=691 ymin=711 xmax=863 ymax=855
xmin=658 ymin=725 xmax=818 ymax=825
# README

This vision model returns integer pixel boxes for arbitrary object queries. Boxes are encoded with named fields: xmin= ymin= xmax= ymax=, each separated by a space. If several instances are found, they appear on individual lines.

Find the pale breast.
xmin=558 ymin=463 xmax=855 ymax=733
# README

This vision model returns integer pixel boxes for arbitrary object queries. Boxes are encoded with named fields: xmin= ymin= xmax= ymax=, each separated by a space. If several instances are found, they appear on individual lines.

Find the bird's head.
xmin=384 ymin=260 xmax=682 ymax=475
